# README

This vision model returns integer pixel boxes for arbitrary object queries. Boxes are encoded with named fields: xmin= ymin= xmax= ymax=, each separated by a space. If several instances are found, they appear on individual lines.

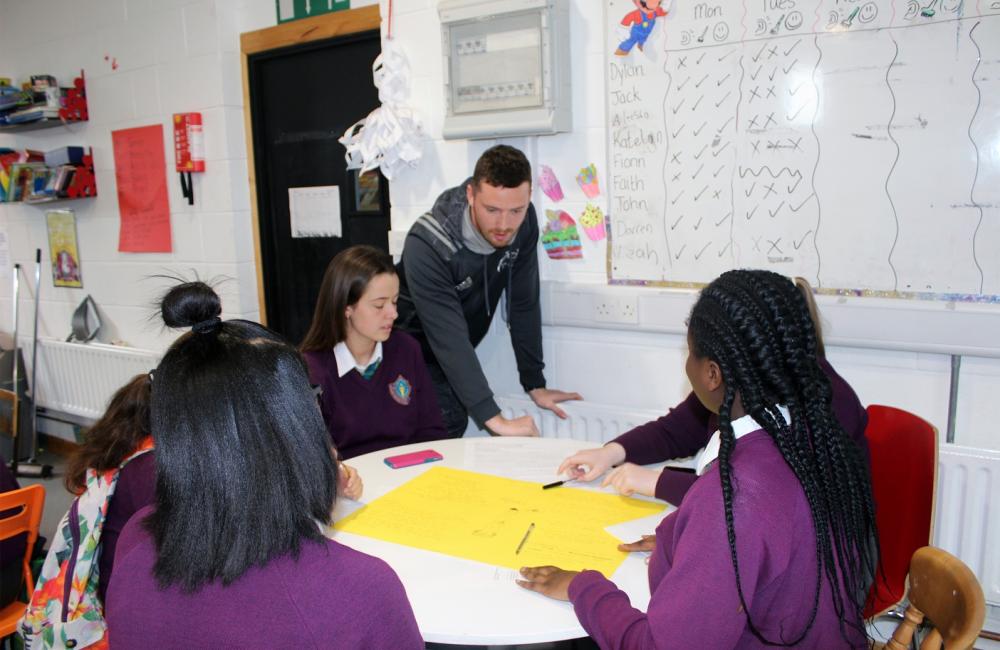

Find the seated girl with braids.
xmin=558 ymin=276 xmax=868 ymax=507
xmin=518 ymin=270 xmax=877 ymax=648
xmin=105 ymin=281 xmax=421 ymax=648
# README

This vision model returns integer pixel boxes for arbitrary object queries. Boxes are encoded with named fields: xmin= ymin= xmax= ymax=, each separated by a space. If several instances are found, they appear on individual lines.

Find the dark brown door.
xmin=248 ymin=29 xmax=389 ymax=344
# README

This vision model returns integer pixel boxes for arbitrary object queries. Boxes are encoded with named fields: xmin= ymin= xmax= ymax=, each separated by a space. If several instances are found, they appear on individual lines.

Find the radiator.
xmin=29 ymin=338 xmax=161 ymax=421
xmin=497 ymin=396 xmax=1000 ymax=607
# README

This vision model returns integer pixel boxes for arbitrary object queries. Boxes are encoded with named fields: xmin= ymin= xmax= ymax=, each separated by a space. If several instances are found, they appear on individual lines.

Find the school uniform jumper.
xmin=395 ymin=179 xmax=546 ymax=437
xmin=569 ymin=425 xmax=868 ymax=649
xmin=98 ymin=450 xmax=156 ymax=605
xmin=612 ymin=358 xmax=869 ymax=504
xmin=106 ymin=506 xmax=423 ymax=649
xmin=304 ymin=330 xmax=447 ymax=460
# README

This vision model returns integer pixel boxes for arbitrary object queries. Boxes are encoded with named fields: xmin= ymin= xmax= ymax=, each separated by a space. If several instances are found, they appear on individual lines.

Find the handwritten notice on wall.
xmin=112 ymin=125 xmax=172 ymax=253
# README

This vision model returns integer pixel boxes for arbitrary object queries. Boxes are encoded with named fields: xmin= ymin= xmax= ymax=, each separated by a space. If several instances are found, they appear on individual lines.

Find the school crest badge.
xmin=388 ymin=375 xmax=412 ymax=406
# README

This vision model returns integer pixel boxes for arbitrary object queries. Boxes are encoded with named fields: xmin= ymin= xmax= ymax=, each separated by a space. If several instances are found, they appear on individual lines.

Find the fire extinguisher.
xmin=173 ymin=112 xmax=205 ymax=205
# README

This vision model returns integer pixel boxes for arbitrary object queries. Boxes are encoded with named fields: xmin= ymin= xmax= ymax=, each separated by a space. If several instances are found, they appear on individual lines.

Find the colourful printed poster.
xmin=46 ymin=210 xmax=83 ymax=288
xmin=542 ymin=209 xmax=583 ymax=260
xmin=112 ymin=124 xmax=172 ymax=253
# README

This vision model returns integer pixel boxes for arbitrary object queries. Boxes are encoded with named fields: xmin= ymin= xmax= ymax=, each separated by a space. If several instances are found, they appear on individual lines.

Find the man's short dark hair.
xmin=472 ymin=145 xmax=532 ymax=190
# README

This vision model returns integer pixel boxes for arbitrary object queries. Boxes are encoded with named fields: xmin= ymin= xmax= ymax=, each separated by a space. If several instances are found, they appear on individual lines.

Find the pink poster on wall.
xmin=112 ymin=124 xmax=172 ymax=253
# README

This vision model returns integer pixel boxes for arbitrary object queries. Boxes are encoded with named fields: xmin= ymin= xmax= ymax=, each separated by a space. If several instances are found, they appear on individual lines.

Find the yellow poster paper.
xmin=334 ymin=466 xmax=666 ymax=577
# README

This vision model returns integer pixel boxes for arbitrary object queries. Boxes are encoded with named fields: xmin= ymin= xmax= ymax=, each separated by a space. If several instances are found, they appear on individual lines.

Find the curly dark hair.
xmin=688 ymin=269 xmax=877 ymax=645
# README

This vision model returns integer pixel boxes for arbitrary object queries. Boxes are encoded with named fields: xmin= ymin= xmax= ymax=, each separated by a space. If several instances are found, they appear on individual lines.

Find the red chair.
xmin=864 ymin=405 xmax=937 ymax=618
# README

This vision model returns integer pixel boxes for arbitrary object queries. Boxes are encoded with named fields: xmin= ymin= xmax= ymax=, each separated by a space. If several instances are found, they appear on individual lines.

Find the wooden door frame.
xmin=240 ymin=6 xmax=381 ymax=325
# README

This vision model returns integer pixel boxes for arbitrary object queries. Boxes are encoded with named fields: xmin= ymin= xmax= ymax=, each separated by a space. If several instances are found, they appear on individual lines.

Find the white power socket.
xmin=593 ymin=294 xmax=639 ymax=325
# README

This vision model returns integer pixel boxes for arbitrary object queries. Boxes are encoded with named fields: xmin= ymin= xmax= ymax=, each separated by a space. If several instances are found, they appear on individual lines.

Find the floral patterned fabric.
xmin=18 ymin=438 xmax=153 ymax=649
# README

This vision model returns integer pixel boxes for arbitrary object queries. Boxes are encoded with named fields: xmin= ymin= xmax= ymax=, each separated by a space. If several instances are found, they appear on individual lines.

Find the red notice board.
xmin=112 ymin=124 xmax=172 ymax=253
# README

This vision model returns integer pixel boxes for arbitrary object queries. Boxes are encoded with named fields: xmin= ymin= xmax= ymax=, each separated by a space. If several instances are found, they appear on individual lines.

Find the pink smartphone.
xmin=384 ymin=449 xmax=444 ymax=469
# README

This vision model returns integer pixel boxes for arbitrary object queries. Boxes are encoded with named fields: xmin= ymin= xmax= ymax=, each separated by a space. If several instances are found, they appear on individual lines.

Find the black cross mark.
xmin=712 ymin=189 xmax=722 ymax=199
xmin=767 ymin=45 xmax=779 ymax=59
xmin=752 ymin=235 xmax=763 ymax=251
xmin=716 ymin=211 xmax=733 ymax=226
xmin=746 ymin=205 xmax=760 ymax=221
xmin=766 ymin=238 xmax=783 ymax=255
xmin=677 ymin=56 xmax=688 ymax=68
xmin=764 ymin=112 xmax=777 ymax=128
xmin=671 ymin=190 xmax=686 ymax=205
xmin=745 ymin=182 xmax=756 ymax=197
xmin=674 ymin=244 xmax=687 ymax=260
xmin=671 ymin=152 xmax=683 ymax=164
xmin=672 ymin=172 xmax=682 ymax=182
xmin=768 ymin=201 xmax=786 ymax=218
xmin=766 ymin=139 xmax=781 ymax=150
xmin=691 ymin=163 xmax=705 ymax=179
xmin=748 ymin=114 xmax=760 ymax=129
xmin=751 ymin=141 xmax=762 ymax=154
xmin=717 ymin=241 xmax=733 ymax=257
xmin=671 ymin=214 xmax=685 ymax=230
xmin=788 ymin=137 xmax=803 ymax=151
xmin=763 ymin=182 xmax=777 ymax=198
xmin=793 ymin=230 xmax=813 ymax=249
xmin=694 ymin=242 xmax=712 ymax=259
xmin=694 ymin=185 xmax=709 ymax=200
xmin=766 ymin=86 xmax=776 ymax=98
xmin=748 ymin=86 xmax=762 ymax=103
xmin=749 ymin=64 xmax=763 ymax=80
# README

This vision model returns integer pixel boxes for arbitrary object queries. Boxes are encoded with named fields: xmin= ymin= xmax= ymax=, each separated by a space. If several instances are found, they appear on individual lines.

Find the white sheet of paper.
xmin=605 ymin=509 xmax=674 ymax=544
xmin=288 ymin=185 xmax=342 ymax=238
xmin=0 ymin=228 xmax=11 ymax=282
xmin=463 ymin=438 xmax=565 ymax=484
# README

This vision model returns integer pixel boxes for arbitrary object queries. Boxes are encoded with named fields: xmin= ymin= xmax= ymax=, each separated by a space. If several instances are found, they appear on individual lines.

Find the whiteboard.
xmin=604 ymin=0 xmax=1000 ymax=301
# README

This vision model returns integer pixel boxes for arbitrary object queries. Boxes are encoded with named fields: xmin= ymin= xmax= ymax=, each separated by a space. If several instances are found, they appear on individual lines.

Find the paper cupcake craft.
xmin=579 ymin=204 xmax=606 ymax=241
xmin=542 ymin=209 xmax=583 ymax=259
xmin=538 ymin=165 xmax=564 ymax=202
xmin=576 ymin=164 xmax=600 ymax=199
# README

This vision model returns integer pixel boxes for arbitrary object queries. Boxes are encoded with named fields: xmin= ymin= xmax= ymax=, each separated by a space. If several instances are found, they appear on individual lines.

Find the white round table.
xmin=328 ymin=437 xmax=670 ymax=646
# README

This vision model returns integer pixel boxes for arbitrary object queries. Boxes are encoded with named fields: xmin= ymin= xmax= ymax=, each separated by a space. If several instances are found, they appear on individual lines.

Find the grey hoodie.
xmin=395 ymin=179 xmax=545 ymax=427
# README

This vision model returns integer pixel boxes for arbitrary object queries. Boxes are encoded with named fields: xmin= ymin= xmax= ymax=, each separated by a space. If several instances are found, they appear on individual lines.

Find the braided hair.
xmin=688 ymin=270 xmax=877 ymax=645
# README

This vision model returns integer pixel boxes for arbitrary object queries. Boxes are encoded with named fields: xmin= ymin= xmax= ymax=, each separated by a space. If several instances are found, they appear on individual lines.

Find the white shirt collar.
xmin=332 ymin=341 xmax=383 ymax=378
xmin=694 ymin=405 xmax=791 ymax=476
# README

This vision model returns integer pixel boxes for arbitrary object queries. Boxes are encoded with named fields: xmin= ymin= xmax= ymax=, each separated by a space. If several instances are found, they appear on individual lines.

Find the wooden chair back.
xmin=885 ymin=546 xmax=985 ymax=650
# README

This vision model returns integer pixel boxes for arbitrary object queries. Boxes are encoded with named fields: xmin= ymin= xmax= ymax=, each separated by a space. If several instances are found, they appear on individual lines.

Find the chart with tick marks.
xmin=605 ymin=0 xmax=1000 ymax=300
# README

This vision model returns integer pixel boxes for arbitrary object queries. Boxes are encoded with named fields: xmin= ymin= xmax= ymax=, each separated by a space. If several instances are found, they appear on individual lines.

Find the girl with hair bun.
xmin=519 ymin=270 xmax=877 ymax=648
xmin=301 ymin=245 xmax=447 ymax=460
xmin=105 ymin=281 xmax=422 ymax=648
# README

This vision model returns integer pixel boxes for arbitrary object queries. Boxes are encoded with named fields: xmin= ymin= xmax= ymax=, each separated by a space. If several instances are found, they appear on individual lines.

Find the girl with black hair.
xmin=105 ymin=281 xmax=422 ymax=648
xmin=302 ymin=245 xmax=447 ymax=459
xmin=559 ymin=276 xmax=868 ymax=507
xmin=519 ymin=270 xmax=877 ymax=648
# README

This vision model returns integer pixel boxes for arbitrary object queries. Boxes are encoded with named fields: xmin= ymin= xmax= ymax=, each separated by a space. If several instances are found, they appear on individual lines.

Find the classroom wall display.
xmin=46 ymin=210 xmax=82 ymax=288
xmin=112 ymin=124 xmax=172 ymax=254
xmin=604 ymin=0 xmax=1000 ymax=301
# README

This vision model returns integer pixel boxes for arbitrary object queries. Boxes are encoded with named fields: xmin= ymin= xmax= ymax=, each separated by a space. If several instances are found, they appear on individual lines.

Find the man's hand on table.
xmin=485 ymin=414 xmax=540 ymax=437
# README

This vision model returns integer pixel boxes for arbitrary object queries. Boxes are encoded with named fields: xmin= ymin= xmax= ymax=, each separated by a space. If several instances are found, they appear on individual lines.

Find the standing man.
xmin=396 ymin=145 xmax=581 ymax=438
